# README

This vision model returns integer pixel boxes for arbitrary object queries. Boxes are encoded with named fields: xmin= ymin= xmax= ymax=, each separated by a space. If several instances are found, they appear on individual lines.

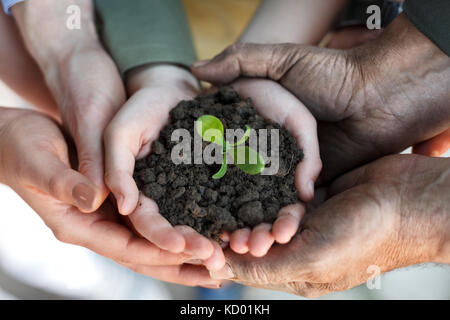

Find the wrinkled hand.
xmin=11 ymin=0 xmax=126 ymax=204
xmin=0 ymin=108 xmax=222 ymax=287
xmin=192 ymin=13 xmax=450 ymax=183
xmin=209 ymin=155 xmax=450 ymax=297
xmin=324 ymin=26 xmax=450 ymax=158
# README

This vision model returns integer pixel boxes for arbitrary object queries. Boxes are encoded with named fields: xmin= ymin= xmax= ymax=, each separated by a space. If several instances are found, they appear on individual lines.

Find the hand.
xmin=104 ymin=64 xmax=226 ymax=271
xmin=225 ymin=78 xmax=321 ymax=257
xmin=324 ymin=25 xmax=382 ymax=49
xmin=0 ymin=9 xmax=58 ymax=118
xmin=208 ymin=155 xmax=450 ymax=297
xmin=11 ymin=0 xmax=126 ymax=204
xmin=192 ymin=13 xmax=450 ymax=183
xmin=0 ymin=108 xmax=222 ymax=288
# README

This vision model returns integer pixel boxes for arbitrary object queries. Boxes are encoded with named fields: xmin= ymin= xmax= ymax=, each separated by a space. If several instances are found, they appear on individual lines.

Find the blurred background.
xmin=0 ymin=0 xmax=449 ymax=300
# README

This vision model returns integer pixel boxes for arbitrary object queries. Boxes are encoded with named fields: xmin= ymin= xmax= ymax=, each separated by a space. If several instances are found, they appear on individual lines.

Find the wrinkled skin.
xmin=192 ymin=12 xmax=450 ymax=296
xmin=192 ymin=13 xmax=450 ymax=183
xmin=209 ymin=155 xmax=450 ymax=297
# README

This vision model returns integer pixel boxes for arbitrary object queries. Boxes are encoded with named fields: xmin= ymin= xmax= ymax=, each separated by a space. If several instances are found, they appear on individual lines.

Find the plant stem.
xmin=212 ymin=154 xmax=227 ymax=179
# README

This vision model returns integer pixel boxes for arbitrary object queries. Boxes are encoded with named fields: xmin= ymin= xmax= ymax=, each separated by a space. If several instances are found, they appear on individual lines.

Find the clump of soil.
xmin=133 ymin=87 xmax=303 ymax=240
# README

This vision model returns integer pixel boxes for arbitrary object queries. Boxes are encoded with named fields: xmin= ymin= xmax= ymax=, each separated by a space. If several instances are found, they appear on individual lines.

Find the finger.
xmin=128 ymin=194 xmax=186 ymax=254
xmin=103 ymin=92 xmax=172 ymax=215
xmin=86 ymin=232 xmax=188 ymax=267
xmin=248 ymin=223 xmax=275 ymax=257
xmin=229 ymin=228 xmax=251 ymax=254
xmin=192 ymin=43 xmax=302 ymax=84
xmin=104 ymin=125 xmax=140 ymax=215
xmin=272 ymin=203 xmax=305 ymax=244
xmin=68 ymin=209 xmax=190 ymax=267
xmin=23 ymin=146 xmax=102 ymax=213
xmin=130 ymin=264 xmax=222 ymax=287
xmin=174 ymin=225 xmax=214 ymax=260
xmin=75 ymin=130 xmax=109 ymax=205
xmin=203 ymin=240 xmax=226 ymax=272
xmin=413 ymin=128 xmax=450 ymax=157
xmin=219 ymin=231 xmax=231 ymax=244
xmin=286 ymin=106 xmax=322 ymax=202
xmin=211 ymin=236 xmax=310 ymax=283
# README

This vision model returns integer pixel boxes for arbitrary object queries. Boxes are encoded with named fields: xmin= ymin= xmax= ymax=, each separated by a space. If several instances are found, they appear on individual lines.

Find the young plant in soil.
xmin=133 ymin=87 xmax=303 ymax=240
xmin=195 ymin=115 xmax=265 ymax=179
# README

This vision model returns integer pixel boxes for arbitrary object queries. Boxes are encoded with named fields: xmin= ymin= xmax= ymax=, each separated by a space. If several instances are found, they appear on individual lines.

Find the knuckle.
xmin=269 ymin=44 xmax=300 ymax=80
xmin=103 ymin=170 xmax=117 ymax=189
xmin=226 ymin=43 xmax=240 ymax=55
xmin=77 ymin=156 xmax=98 ymax=175
xmin=223 ymin=43 xmax=246 ymax=61
xmin=47 ymin=172 xmax=65 ymax=198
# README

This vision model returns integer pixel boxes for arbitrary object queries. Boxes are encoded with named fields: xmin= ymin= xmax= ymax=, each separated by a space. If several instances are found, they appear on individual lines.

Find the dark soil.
xmin=133 ymin=87 xmax=303 ymax=240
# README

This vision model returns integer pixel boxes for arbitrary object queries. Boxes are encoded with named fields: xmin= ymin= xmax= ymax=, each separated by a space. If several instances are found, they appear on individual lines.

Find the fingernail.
xmin=192 ymin=59 xmax=211 ymax=68
xmin=116 ymin=193 xmax=125 ymax=212
xmin=185 ymin=259 xmax=203 ymax=265
xmin=72 ymin=183 xmax=95 ymax=211
xmin=209 ymin=263 xmax=234 ymax=280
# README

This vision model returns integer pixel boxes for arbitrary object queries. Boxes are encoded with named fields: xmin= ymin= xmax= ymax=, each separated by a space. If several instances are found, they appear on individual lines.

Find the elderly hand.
xmin=11 ymin=0 xmax=126 ymax=204
xmin=192 ymin=13 xmax=450 ymax=183
xmin=208 ymin=154 xmax=450 ymax=297
xmin=0 ymin=108 xmax=222 ymax=288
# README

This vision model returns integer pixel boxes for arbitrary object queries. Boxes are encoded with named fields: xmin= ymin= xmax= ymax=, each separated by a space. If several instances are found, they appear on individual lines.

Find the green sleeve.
xmin=94 ymin=0 xmax=197 ymax=76
xmin=403 ymin=0 xmax=450 ymax=56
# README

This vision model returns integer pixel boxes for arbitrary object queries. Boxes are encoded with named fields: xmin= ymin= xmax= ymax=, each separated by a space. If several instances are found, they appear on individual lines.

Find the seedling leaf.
xmin=232 ymin=146 xmax=265 ymax=175
xmin=230 ymin=125 xmax=251 ymax=147
xmin=196 ymin=115 xmax=224 ymax=146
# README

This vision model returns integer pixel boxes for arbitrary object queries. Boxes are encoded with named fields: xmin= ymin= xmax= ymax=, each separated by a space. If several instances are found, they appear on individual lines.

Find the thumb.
xmin=192 ymin=43 xmax=353 ymax=121
xmin=74 ymin=131 xmax=109 ymax=205
xmin=209 ymin=236 xmax=310 ymax=285
xmin=22 ymin=148 xmax=102 ymax=213
xmin=191 ymin=43 xmax=307 ymax=85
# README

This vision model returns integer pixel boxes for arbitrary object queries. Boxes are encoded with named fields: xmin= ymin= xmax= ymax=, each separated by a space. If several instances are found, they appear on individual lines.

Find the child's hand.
xmin=223 ymin=78 xmax=322 ymax=257
xmin=103 ymin=64 xmax=225 ymax=271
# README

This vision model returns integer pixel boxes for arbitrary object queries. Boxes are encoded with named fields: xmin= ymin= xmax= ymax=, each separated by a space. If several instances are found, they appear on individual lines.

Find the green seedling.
xmin=196 ymin=115 xmax=265 ymax=179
